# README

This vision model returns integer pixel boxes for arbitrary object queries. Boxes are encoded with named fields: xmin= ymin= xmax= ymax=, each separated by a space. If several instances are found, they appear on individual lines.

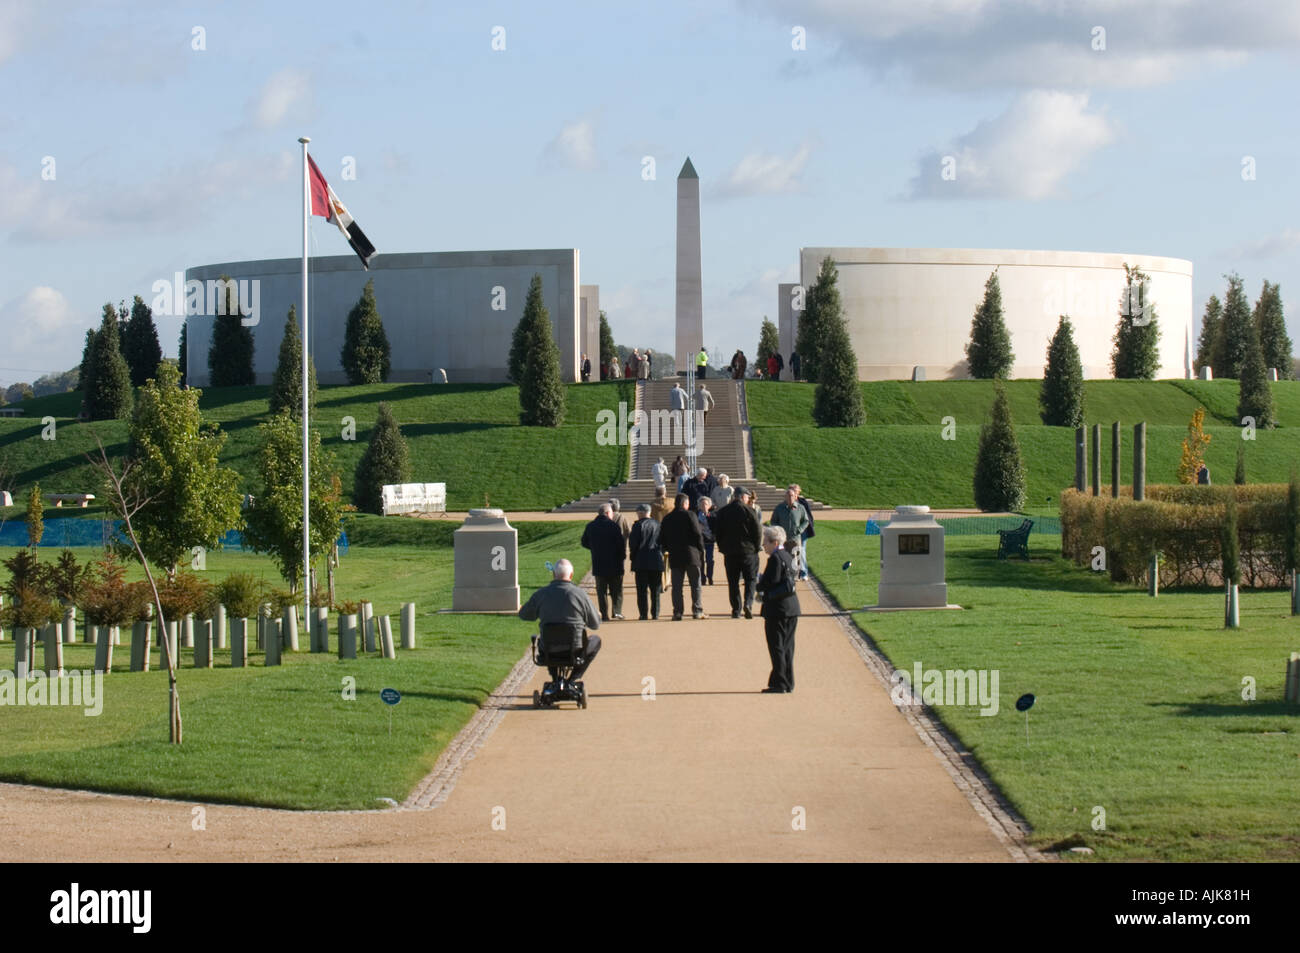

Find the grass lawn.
xmin=0 ymin=380 xmax=634 ymax=512
xmin=0 ymin=520 xmax=590 ymax=810
xmin=748 ymin=379 xmax=1300 ymax=509
xmin=806 ymin=522 xmax=1300 ymax=861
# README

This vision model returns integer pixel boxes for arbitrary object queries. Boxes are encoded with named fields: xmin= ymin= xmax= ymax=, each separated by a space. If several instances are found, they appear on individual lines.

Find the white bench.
xmin=46 ymin=493 xmax=96 ymax=508
xmin=381 ymin=483 xmax=446 ymax=516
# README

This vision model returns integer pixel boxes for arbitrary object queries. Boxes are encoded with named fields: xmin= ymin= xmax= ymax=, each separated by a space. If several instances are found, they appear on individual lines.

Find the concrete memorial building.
xmin=779 ymin=247 xmax=1195 ymax=381
xmin=184 ymin=250 xmax=599 ymax=386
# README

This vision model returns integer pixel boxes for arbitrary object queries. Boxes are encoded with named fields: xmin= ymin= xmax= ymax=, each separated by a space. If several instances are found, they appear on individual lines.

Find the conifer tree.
xmin=207 ymin=276 xmax=255 ymax=386
xmin=178 ymin=321 xmax=188 ymax=386
xmin=1110 ymin=264 xmax=1161 ymax=379
xmin=757 ymin=318 xmax=780 ymax=367
xmin=965 ymin=269 xmax=1014 ymax=379
xmin=121 ymin=295 xmax=163 ymax=387
xmin=795 ymin=257 xmax=841 ymax=383
xmin=517 ymin=274 xmax=566 ymax=426
xmin=79 ymin=326 xmax=97 ymax=392
xmin=1217 ymin=273 xmax=1253 ymax=379
xmin=1236 ymin=322 xmax=1276 ymax=430
xmin=1039 ymin=315 xmax=1085 ymax=426
xmin=598 ymin=310 xmax=617 ymax=378
xmin=353 ymin=402 xmax=412 ymax=514
xmin=973 ymin=383 xmax=1026 ymax=512
xmin=85 ymin=303 xmax=133 ymax=420
xmin=1253 ymin=280 xmax=1291 ymax=380
xmin=340 ymin=278 xmax=391 ymax=384
xmin=1195 ymin=295 xmax=1221 ymax=377
xmin=809 ymin=265 xmax=865 ymax=427
xmin=269 ymin=305 xmax=317 ymax=418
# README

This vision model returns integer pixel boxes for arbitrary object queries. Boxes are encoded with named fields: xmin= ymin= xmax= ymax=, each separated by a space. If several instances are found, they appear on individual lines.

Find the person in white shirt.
xmin=652 ymin=457 xmax=668 ymax=491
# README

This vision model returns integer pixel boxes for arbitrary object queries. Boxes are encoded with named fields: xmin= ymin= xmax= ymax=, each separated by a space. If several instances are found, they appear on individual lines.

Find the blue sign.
xmin=865 ymin=520 xmax=880 ymax=536
xmin=381 ymin=688 xmax=401 ymax=706
xmin=1015 ymin=693 xmax=1035 ymax=712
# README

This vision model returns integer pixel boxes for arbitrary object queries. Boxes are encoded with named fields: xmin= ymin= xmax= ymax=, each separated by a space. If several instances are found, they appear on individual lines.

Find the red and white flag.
xmin=307 ymin=155 xmax=377 ymax=269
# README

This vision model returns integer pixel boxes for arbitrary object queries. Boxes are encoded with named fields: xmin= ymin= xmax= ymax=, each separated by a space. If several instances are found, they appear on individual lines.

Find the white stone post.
xmin=265 ymin=619 xmax=282 ymax=666
xmin=379 ymin=616 xmax=396 ymax=659
xmin=315 ymin=609 xmax=330 ymax=654
xmin=182 ymin=613 xmax=195 ymax=648
xmin=361 ymin=602 xmax=375 ymax=652
xmin=14 ymin=627 xmax=32 ymax=678
xmin=63 ymin=606 xmax=76 ymax=644
xmin=215 ymin=604 xmax=227 ymax=650
xmin=94 ymin=627 xmax=113 ymax=674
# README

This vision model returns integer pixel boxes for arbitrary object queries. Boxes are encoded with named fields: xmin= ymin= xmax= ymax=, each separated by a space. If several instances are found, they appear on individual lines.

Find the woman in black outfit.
xmin=755 ymin=525 xmax=801 ymax=693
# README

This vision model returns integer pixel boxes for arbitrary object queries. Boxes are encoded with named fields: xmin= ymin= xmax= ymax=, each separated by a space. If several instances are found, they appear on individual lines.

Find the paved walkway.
xmin=0 ymin=572 xmax=1022 ymax=862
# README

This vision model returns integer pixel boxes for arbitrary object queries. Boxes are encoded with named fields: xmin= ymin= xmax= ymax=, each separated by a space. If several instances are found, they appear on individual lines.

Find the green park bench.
xmin=996 ymin=519 xmax=1033 ymax=560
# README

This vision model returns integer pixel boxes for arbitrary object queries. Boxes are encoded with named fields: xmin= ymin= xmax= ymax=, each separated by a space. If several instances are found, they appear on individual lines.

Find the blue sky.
xmin=2 ymin=0 xmax=1298 ymax=385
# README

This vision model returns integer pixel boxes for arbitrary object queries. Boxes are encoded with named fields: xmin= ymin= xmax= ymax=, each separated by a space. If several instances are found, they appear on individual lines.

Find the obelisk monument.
xmin=675 ymin=157 xmax=702 ymax=374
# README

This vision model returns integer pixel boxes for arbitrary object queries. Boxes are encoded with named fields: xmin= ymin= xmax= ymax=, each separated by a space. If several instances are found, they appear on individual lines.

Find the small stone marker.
xmin=130 ymin=621 xmax=152 ymax=672
xmin=1286 ymin=653 xmax=1300 ymax=704
xmin=379 ymin=616 xmax=396 ymax=659
xmin=231 ymin=618 xmax=248 ymax=668
xmin=195 ymin=619 xmax=213 ymax=668
xmin=13 ymin=628 xmax=31 ymax=678
xmin=400 ymin=603 xmax=416 ymax=649
xmin=215 ymin=604 xmax=227 ymax=650
xmin=182 ymin=614 xmax=195 ymax=649
xmin=161 ymin=621 xmax=179 ymax=669
xmin=63 ymin=606 xmax=76 ymax=644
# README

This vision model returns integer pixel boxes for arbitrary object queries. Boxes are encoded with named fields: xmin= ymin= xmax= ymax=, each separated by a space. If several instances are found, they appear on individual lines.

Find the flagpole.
xmin=299 ymin=136 xmax=311 ymax=640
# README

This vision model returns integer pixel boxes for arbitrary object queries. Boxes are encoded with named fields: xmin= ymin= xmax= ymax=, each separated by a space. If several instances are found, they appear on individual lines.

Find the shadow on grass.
xmin=1157 ymin=700 xmax=1300 ymax=718
xmin=312 ymin=383 xmax=509 ymax=413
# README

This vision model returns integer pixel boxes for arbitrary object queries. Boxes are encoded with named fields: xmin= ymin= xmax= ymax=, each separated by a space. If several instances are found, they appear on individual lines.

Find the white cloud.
xmin=0 ymin=287 xmax=84 ymax=382
xmin=544 ymin=117 xmax=600 ymax=171
xmin=908 ymin=90 xmax=1115 ymax=200
xmin=743 ymin=0 xmax=1299 ymax=89
xmin=2 ymin=151 xmax=296 ymax=243
xmin=1221 ymin=228 xmax=1300 ymax=260
xmin=247 ymin=68 xmax=313 ymax=129
xmin=716 ymin=144 xmax=812 ymax=198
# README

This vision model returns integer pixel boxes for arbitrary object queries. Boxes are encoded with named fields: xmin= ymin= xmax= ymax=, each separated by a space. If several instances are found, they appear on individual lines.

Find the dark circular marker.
xmin=1015 ymin=693 xmax=1035 ymax=712
xmin=841 ymin=561 xmax=852 ymax=570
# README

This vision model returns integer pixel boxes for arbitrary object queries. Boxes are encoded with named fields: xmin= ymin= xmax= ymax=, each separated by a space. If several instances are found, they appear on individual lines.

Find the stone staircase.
xmin=552 ymin=377 xmax=827 ymax=514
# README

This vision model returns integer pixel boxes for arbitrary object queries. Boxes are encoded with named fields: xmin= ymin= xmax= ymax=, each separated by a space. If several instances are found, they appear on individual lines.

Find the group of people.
xmin=727 ymin=350 xmax=801 ymax=381
xmin=590 ymin=348 xmax=657 ymax=381
xmin=521 ymin=480 xmax=816 ymax=695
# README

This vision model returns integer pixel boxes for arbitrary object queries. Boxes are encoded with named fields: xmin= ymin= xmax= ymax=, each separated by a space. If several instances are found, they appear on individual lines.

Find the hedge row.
xmin=1060 ymin=485 xmax=1290 ymax=588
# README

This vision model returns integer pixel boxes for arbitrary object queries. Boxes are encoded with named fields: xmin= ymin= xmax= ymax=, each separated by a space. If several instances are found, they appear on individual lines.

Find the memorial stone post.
xmin=400 ymin=603 xmax=416 ymax=649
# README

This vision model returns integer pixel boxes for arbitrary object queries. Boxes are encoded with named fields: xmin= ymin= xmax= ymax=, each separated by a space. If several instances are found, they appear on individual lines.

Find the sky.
xmin=2 ymin=0 xmax=1298 ymax=386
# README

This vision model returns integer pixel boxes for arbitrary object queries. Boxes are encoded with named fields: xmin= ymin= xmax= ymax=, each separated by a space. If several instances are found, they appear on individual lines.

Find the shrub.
xmin=158 ymin=571 xmax=216 ymax=620
xmin=340 ymin=279 xmax=391 ymax=385
xmin=965 ymin=269 xmax=1013 ymax=379
xmin=215 ymin=572 xmax=264 ymax=619
xmin=1177 ymin=407 xmax=1211 ymax=484
xmin=354 ymin=402 xmax=411 ymax=514
xmin=1039 ymin=315 xmax=1084 ymax=426
xmin=78 ymin=553 xmax=149 ymax=627
xmin=1060 ymin=485 xmax=1288 ymax=588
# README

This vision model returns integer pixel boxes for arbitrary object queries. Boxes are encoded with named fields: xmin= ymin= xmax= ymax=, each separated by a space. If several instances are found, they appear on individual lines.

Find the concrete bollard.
xmin=42 ymin=623 xmax=63 ymax=676
xmin=195 ymin=619 xmax=213 ymax=668
xmin=63 ymin=606 xmax=77 ymax=644
xmin=257 ymin=604 xmax=272 ymax=651
xmin=361 ymin=602 xmax=375 ymax=653
xmin=0 ymin=595 xmax=5 ymax=642
xmin=379 ymin=615 xmax=396 ymax=659
xmin=130 ymin=621 xmax=152 ymax=672
xmin=311 ymin=607 xmax=326 ymax=652
xmin=316 ymin=610 xmax=330 ymax=654
xmin=283 ymin=605 xmax=299 ymax=652
xmin=94 ymin=627 xmax=113 ymax=674
xmin=338 ymin=614 xmax=358 ymax=660
xmin=83 ymin=616 xmax=95 ymax=644
xmin=182 ymin=614 xmax=195 ymax=649
xmin=215 ymin=604 xmax=227 ymax=650
xmin=231 ymin=618 xmax=248 ymax=668
xmin=265 ymin=619 xmax=282 ymax=666
xmin=1286 ymin=653 xmax=1300 ymax=704
xmin=400 ymin=603 xmax=415 ymax=649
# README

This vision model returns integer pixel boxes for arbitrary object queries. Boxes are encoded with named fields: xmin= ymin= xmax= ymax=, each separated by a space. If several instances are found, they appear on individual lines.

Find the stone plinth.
xmin=452 ymin=509 xmax=520 ymax=611
xmin=877 ymin=505 xmax=948 ymax=608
